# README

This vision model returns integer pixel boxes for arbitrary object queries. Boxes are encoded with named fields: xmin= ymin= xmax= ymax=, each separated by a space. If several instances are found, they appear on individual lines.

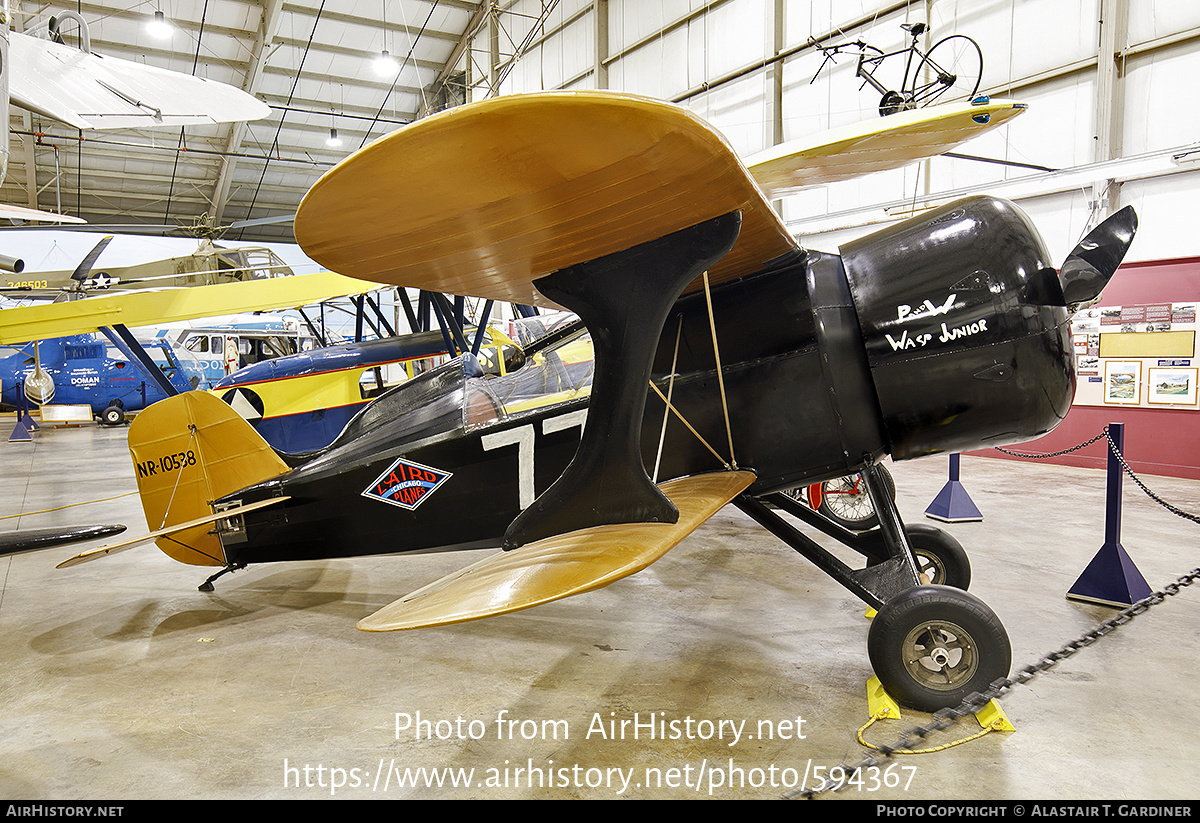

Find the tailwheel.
xmin=868 ymin=585 xmax=1010 ymax=712
xmin=199 ymin=562 xmax=246 ymax=592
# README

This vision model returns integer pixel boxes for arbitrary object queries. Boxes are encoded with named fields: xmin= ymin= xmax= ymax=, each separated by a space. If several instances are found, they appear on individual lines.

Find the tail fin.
xmin=129 ymin=391 xmax=288 ymax=566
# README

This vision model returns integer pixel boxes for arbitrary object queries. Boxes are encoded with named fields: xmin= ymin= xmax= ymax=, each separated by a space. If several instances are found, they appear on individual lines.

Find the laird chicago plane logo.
xmin=362 ymin=457 xmax=452 ymax=510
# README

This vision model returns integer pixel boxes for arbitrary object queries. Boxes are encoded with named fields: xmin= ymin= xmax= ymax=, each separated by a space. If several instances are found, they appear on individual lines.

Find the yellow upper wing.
xmin=746 ymin=99 xmax=1027 ymax=197
xmin=295 ymin=91 xmax=799 ymax=308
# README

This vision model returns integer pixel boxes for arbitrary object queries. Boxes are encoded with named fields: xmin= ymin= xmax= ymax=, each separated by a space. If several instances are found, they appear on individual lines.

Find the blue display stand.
xmin=8 ymin=386 xmax=38 ymax=442
xmin=1067 ymin=423 xmax=1152 ymax=607
xmin=925 ymin=453 xmax=983 ymax=522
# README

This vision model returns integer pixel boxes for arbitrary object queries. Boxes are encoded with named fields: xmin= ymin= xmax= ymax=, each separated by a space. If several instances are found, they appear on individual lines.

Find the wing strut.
xmin=501 ymin=211 xmax=743 ymax=550
xmin=98 ymin=324 xmax=178 ymax=397
xmin=701 ymin=271 xmax=737 ymax=469
xmin=652 ymin=317 xmax=684 ymax=483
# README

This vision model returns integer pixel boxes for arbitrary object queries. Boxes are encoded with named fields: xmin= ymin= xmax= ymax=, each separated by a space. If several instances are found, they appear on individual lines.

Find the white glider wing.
xmin=9 ymin=31 xmax=269 ymax=130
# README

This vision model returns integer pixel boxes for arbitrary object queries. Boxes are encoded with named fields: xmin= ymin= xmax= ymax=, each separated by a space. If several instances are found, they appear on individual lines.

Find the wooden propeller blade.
xmin=356 ymin=471 xmax=755 ymax=632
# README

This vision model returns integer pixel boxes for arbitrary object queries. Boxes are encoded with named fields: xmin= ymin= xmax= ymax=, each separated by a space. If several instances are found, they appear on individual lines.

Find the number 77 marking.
xmin=480 ymin=409 xmax=588 ymax=509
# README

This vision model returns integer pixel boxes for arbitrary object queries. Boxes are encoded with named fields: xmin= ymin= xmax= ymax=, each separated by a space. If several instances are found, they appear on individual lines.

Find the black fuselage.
xmin=218 ymin=197 xmax=1076 ymax=566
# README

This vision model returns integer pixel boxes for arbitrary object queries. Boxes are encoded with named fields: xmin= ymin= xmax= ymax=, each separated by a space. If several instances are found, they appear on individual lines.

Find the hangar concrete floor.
xmin=1 ymin=417 xmax=1197 ymax=801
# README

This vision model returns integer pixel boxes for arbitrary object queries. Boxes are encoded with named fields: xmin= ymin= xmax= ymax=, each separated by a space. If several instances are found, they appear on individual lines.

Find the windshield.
xmin=471 ymin=326 xmax=593 ymax=419
xmin=291 ymin=320 xmax=595 ymax=468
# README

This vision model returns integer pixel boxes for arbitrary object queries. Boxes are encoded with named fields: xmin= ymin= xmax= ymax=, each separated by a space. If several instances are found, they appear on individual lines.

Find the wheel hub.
xmin=903 ymin=621 xmax=977 ymax=690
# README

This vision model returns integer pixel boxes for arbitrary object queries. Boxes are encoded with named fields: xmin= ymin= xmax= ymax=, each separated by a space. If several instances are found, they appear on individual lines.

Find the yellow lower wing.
xmin=746 ymin=99 xmax=1027 ymax=197
xmin=357 ymin=470 xmax=756 ymax=631
xmin=296 ymin=91 xmax=797 ymax=308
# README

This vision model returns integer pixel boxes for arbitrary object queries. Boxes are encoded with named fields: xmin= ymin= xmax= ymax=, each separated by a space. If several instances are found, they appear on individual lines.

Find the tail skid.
xmin=123 ymin=391 xmax=289 ymax=567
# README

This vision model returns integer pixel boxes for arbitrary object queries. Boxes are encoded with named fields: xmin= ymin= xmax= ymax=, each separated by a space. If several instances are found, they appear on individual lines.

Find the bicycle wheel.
xmin=910 ymin=34 xmax=982 ymax=107
xmin=817 ymin=465 xmax=895 ymax=531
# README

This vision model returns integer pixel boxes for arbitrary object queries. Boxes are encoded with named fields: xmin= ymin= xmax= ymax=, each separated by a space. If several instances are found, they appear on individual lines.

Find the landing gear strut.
xmin=738 ymin=461 xmax=1009 ymax=711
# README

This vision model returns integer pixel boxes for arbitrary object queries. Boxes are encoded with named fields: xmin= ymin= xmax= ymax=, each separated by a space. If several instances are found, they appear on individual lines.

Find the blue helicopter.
xmin=0 ymin=334 xmax=205 ymax=425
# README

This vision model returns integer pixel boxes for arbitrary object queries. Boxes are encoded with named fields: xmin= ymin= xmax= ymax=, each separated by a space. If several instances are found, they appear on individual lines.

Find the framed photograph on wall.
xmin=1104 ymin=360 xmax=1142 ymax=405
xmin=1148 ymin=367 xmax=1199 ymax=405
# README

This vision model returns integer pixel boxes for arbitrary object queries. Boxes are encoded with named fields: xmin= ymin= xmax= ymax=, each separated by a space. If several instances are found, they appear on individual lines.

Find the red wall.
xmin=971 ymin=256 xmax=1200 ymax=480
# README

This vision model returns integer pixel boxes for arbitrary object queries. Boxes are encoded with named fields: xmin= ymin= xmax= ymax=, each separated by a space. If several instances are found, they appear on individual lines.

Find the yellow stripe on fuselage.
xmin=215 ymin=368 xmax=369 ymax=419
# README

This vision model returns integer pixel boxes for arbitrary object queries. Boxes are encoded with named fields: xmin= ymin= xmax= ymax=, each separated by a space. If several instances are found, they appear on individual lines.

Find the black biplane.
xmin=60 ymin=92 xmax=1137 ymax=712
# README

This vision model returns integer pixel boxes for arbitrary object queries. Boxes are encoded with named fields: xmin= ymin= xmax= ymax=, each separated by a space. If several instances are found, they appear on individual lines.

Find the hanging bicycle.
xmin=809 ymin=22 xmax=983 ymax=117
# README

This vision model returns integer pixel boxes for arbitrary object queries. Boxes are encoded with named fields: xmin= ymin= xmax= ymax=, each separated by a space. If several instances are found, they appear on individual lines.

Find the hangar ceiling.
xmin=0 ymin=0 xmax=504 ymax=245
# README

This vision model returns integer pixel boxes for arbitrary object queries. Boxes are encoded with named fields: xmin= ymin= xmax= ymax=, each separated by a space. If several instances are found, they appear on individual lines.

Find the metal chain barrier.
xmin=786 ymin=426 xmax=1200 ymax=800
xmin=993 ymin=429 xmax=1108 ymax=459
xmin=1103 ymin=427 xmax=1200 ymax=525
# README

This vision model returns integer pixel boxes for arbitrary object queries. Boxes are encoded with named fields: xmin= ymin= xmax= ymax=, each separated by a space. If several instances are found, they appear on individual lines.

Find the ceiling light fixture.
xmin=326 ymin=127 xmax=343 ymax=148
xmin=147 ymin=10 xmax=172 ymax=39
xmin=374 ymin=49 xmax=398 ymax=77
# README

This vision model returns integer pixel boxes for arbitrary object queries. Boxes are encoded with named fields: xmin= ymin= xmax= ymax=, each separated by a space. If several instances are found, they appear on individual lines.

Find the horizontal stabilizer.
xmin=356 ymin=471 xmax=755 ymax=632
xmin=56 ymin=497 xmax=289 ymax=568
xmin=0 ymin=524 xmax=125 ymax=557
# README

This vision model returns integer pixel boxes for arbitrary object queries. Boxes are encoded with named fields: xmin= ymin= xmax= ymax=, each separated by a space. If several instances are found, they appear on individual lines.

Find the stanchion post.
xmin=925 ymin=453 xmax=983 ymax=522
xmin=1103 ymin=423 xmax=1124 ymax=550
xmin=1067 ymin=422 xmax=1151 ymax=606
xmin=9 ymin=379 xmax=35 ymax=442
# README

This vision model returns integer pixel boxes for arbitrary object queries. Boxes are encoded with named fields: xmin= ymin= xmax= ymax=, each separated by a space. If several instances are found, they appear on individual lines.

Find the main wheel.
xmin=906 ymin=525 xmax=971 ymax=589
xmin=100 ymin=405 xmax=124 ymax=426
xmin=911 ymin=35 xmax=982 ymax=107
xmin=817 ymin=465 xmax=895 ymax=531
xmin=868 ymin=585 xmax=1010 ymax=712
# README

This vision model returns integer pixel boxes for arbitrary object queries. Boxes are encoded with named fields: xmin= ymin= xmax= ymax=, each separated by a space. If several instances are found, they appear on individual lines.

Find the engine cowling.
xmin=835 ymin=196 xmax=1122 ymax=459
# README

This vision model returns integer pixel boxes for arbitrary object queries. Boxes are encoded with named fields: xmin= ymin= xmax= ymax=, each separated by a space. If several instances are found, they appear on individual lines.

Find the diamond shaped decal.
xmin=362 ymin=457 xmax=452 ymax=511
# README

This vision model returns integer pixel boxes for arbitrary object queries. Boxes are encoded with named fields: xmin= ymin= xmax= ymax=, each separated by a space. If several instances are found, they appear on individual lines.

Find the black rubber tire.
xmin=868 ymin=585 xmax=1011 ymax=712
xmin=100 ymin=406 xmax=124 ymax=426
xmin=907 ymin=524 xmax=971 ymax=590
